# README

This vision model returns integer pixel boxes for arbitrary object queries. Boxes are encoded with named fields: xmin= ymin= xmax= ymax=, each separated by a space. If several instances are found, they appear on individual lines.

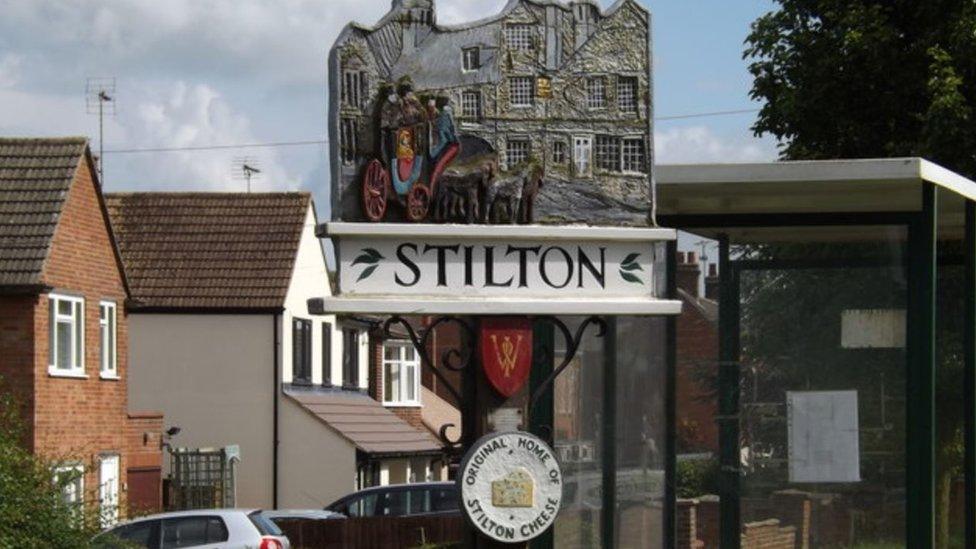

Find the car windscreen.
xmin=250 ymin=511 xmax=284 ymax=536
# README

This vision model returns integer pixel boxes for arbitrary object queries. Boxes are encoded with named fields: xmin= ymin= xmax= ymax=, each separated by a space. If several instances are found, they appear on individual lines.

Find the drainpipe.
xmin=273 ymin=313 xmax=280 ymax=510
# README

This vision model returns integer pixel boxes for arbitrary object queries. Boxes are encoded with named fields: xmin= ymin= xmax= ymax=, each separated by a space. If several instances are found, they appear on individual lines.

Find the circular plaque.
xmin=457 ymin=431 xmax=563 ymax=544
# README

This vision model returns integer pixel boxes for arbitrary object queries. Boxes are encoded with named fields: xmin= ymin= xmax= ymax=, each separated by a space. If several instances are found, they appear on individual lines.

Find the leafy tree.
xmin=0 ymin=386 xmax=102 ymax=548
xmin=745 ymin=2 xmax=975 ymax=544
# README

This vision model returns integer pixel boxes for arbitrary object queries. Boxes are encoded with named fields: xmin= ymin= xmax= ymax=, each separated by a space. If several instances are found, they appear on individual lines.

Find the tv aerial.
xmin=232 ymin=157 xmax=262 ymax=193
xmin=86 ymin=77 xmax=116 ymax=184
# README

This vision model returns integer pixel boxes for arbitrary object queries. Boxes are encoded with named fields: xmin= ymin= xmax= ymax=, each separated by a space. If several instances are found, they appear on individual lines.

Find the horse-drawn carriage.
xmin=360 ymin=81 xmax=540 ymax=224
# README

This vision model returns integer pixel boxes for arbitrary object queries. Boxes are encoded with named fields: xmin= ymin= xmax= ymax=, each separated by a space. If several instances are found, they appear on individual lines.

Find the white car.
xmin=94 ymin=509 xmax=290 ymax=549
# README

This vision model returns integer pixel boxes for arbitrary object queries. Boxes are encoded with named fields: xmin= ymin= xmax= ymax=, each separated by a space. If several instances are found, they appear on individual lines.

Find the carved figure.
xmin=434 ymin=162 xmax=495 ymax=223
xmin=486 ymin=164 xmax=543 ymax=224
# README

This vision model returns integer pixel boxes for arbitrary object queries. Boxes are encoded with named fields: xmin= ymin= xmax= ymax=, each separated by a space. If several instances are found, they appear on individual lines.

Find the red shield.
xmin=480 ymin=318 xmax=533 ymax=398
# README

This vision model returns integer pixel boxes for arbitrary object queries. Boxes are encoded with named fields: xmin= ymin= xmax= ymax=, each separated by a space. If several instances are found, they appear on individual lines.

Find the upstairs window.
xmin=292 ymin=318 xmax=312 ymax=385
xmin=340 ymin=118 xmax=358 ymax=164
xmin=99 ymin=301 xmax=117 ymax=378
xmin=462 ymin=47 xmax=481 ymax=71
xmin=509 ymin=76 xmax=534 ymax=108
xmin=341 ymin=70 xmax=368 ymax=110
xmin=343 ymin=329 xmax=361 ymax=389
xmin=322 ymin=322 xmax=333 ymax=386
xmin=49 ymin=294 xmax=84 ymax=376
xmin=506 ymin=138 xmax=530 ymax=168
xmin=383 ymin=342 xmax=420 ymax=405
xmin=462 ymin=91 xmax=482 ymax=119
xmin=618 ymin=76 xmax=638 ymax=113
xmin=586 ymin=77 xmax=606 ymax=109
xmin=505 ymin=24 xmax=533 ymax=51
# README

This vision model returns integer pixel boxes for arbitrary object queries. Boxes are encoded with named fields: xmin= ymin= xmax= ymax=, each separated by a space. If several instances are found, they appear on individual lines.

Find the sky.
xmin=0 ymin=0 xmax=779 ymax=220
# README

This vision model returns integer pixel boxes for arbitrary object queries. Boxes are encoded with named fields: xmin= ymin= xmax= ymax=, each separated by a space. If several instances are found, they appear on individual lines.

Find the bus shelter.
xmin=658 ymin=158 xmax=976 ymax=549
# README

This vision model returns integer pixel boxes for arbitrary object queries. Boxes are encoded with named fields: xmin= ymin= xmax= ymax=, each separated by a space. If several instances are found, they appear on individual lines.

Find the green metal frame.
xmin=665 ymin=240 xmax=678 ymax=549
xmin=717 ymin=236 xmax=741 ymax=549
xmin=601 ymin=318 xmax=619 ymax=548
xmin=907 ymin=184 xmax=937 ymax=548
xmin=966 ymin=200 xmax=975 ymax=549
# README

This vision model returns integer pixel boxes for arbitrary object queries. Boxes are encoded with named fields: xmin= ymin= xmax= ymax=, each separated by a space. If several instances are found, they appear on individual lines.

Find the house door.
xmin=573 ymin=136 xmax=592 ymax=177
xmin=100 ymin=454 xmax=120 ymax=528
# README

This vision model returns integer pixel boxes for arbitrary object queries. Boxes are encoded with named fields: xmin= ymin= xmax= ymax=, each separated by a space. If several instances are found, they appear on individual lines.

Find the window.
xmin=506 ymin=138 xmax=530 ymax=168
xmin=161 ymin=516 xmax=229 ymax=548
xmin=292 ymin=318 xmax=312 ymax=385
xmin=340 ymin=118 xmax=358 ymax=164
xmin=509 ymin=76 xmax=534 ymax=107
xmin=586 ymin=77 xmax=606 ymax=109
xmin=462 ymin=47 xmax=480 ymax=71
xmin=573 ymin=136 xmax=592 ymax=176
xmin=347 ymin=493 xmax=379 ymax=517
xmin=595 ymin=135 xmax=621 ymax=172
xmin=552 ymin=140 xmax=567 ymax=164
xmin=99 ymin=301 xmax=117 ymax=378
xmin=48 ymin=294 xmax=84 ymax=376
xmin=505 ymin=24 xmax=533 ymax=51
xmin=54 ymin=464 xmax=84 ymax=511
xmin=618 ymin=76 xmax=638 ymax=113
xmin=461 ymin=91 xmax=482 ymax=119
xmin=109 ymin=521 xmax=158 ymax=546
xmin=622 ymin=137 xmax=647 ymax=172
xmin=322 ymin=322 xmax=332 ymax=386
xmin=383 ymin=342 xmax=420 ymax=405
xmin=343 ymin=329 xmax=360 ymax=388
xmin=341 ymin=70 xmax=368 ymax=110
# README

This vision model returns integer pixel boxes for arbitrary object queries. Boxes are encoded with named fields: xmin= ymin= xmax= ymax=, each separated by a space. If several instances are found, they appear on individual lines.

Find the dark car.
xmin=325 ymin=482 xmax=459 ymax=518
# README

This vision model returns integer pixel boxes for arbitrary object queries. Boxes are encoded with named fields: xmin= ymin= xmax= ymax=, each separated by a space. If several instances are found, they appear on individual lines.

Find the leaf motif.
xmin=363 ymin=248 xmax=383 ymax=260
xmin=357 ymin=265 xmax=378 ymax=282
xmin=622 ymin=252 xmax=641 ymax=265
xmin=620 ymin=271 xmax=644 ymax=285
xmin=621 ymin=262 xmax=644 ymax=272
xmin=351 ymin=253 xmax=379 ymax=266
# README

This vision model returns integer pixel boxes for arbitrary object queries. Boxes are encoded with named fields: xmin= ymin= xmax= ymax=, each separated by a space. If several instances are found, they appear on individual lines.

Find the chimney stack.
xmin=704 ymin=263 xmax=719 ymax=301
xmin=676 ymin=251 xmax=700 ymax=298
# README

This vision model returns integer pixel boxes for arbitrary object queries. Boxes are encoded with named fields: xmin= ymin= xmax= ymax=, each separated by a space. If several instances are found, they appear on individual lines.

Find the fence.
xmin=275 ymin=515 xmax=465 ymax=548
xmin=168 ymin=447 xmax=238 ymax=510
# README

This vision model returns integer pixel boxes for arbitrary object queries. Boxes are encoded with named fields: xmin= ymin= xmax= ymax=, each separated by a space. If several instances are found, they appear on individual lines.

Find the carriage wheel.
xmin=362 ymin=160 xmax=389 ymax=222
xmin=406 ymin=185 xmax=431 ymax=222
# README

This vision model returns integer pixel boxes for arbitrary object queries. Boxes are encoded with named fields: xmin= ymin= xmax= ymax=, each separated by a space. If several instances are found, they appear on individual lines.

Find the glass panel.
xmin=108 ymin=308 xmax=115 ymax=371
xmin=48 ymin=299 xmax=55 ymax=366
xmin=162 ymin=517 xmax=209 ymax=548
xmin=553 ymin=316 xmax=604 ymax=547
xmin=389 ymin=363 xmax=401 ymax=402
xmin=736 ymin=232 xmax=907 ymax=547
xmin=615 ymin=317 xmax=666 ymax=549
xmin=58 ymin=299 xmax=71 ymax=316
xmin=56 ymin=320 xmax=72 ymax=370
xmin=384 ymin=344 xmax=398 ymax=361
xmin=406 ymin=364 xmax=416 ymax=401
xmin=73 ymin=301 xmax=82 ymax=366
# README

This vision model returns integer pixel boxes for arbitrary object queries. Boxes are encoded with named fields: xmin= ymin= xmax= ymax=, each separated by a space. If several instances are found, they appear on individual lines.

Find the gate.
xmin=168 ymin=446 xmax=238 ymax=510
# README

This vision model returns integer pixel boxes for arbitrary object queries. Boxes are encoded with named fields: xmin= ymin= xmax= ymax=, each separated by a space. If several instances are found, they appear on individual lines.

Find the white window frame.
xmin=99 ymin=301 xmax=118 ymax=379
xmin=48 ymin=293 xmax=85 ymax=377
xmin=617 ymin=76 xmax=638 ymax=113
xmin=586 ymin=77 xmax=607 ymax=110
xmin=461 ymin=91 xmax=482 ymax=119
xmin=382 ymin=341 xmax=421 ymax=406
xmin=506 ymin=138 xmax=531 ymax=169
xmin=462 ymin=47 xmax=480 ymax=71
xmin=53 ymin=463 xmax=85 ymax=511
xmin=573 ymin=136 xmax=593 ymax=178
xmin=552 ymin=140 xmax=567 ymax=164
xmin=509 ymin=76 xmax=534 ymax=108
xmin=505 ymin=24 xmax=533 ymax=51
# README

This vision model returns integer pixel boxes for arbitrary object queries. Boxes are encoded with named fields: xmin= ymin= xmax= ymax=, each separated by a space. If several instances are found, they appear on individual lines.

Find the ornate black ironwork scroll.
xmin=382 ymin=315 xmax=475 ymax=452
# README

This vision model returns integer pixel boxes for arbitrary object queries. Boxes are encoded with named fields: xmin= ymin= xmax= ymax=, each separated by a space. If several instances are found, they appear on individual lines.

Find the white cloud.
xmin=655 ymin=125 xmax=777 ymax=164
xmin=106 ymin=81 xmax=296 ymax=192
xmin=0 ymin=54 xmax=23 ymax=88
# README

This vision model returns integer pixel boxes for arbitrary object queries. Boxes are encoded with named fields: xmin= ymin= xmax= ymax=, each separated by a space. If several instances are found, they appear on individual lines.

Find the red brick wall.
xmin=677 ymin=499 xmax=704 ymax=549
xmin=34 ymin=157 xmax=131 ymax=505
xmin=676 ymin=295 xmax=719 ymax=453
xmin=0 ymin=295 xmax=38 ymax=445
xmin=126 ymin=412 xmax=163 ymax=513
xmin=741 ymin=520 xmax=797 ymax=549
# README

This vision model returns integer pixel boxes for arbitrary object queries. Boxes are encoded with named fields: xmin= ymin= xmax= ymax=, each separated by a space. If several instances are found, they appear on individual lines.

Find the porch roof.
xmin=285 ymin=389 xmax=442 ymax=456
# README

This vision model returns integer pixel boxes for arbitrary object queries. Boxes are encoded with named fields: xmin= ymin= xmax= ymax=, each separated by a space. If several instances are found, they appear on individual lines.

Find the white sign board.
xmin=841 ymin=309 xmax=906 ymax=349
xmin=787 ymin=391 xmax=861 ymax=483
xmin=314 ymin=223 xmax=683 ymax=316
xmin=459 ymin=432 xmax=563 ymax=543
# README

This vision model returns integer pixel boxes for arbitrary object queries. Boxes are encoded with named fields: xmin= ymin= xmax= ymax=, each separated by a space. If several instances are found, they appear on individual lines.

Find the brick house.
xmin=0 ymin=137 xmax=163 ymax=523
xmin=107 ymin=192 xmax=445 ymax=509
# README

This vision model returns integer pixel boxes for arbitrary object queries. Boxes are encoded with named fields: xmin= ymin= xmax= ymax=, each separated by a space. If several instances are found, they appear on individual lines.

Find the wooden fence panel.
xmin=277 ymin=516 xmax=464 ymax=548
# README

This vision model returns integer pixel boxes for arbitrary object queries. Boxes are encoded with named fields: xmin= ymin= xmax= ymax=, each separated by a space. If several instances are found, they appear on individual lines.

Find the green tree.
xmin=745 ymin=3 xmax=975 ymax=545
xmin=0 ymin=386 xmax=101 ymax=548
